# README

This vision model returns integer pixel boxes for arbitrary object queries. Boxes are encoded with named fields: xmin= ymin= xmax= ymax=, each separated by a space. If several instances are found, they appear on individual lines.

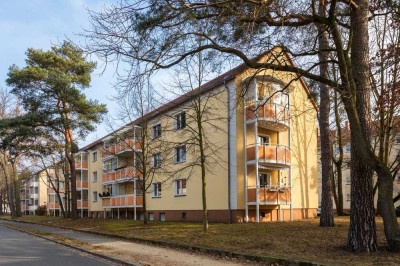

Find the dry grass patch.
xmin=3 ymin=215 xmax=400 ymax=265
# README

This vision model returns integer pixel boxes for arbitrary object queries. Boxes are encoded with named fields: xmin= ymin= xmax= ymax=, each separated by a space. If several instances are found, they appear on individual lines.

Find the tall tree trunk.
xmin=0 ymin=191 xmax=3 ymax=215
xmin=197 ymin=110 xmax=208 ymax=232
xmin=317 ymin=0 xmax=334 ymax=227
xmin=12 ymin=162 xmax=21 ymax=217
xmin=65 ymin=128 xmax=77 ymax=219
xmin=333 ymin=91 xmax=344 ymax=216
xmin=347 ymin=0 xmax=377 ymax=251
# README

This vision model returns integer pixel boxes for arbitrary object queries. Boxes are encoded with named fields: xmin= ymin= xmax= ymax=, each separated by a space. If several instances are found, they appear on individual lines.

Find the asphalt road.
xmin=0 ymin=224 xmax=115 ymax=266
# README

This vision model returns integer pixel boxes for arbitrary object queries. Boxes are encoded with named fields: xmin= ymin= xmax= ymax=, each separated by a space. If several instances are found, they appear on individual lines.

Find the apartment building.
xmin=77 ymin=47 xmax=319 ymax=222
xmin=22 ymin=171 xmax=48 ymax=215
xmin=22 ymin=48 xmax=318 ymax=222
xmin=317 ymin=123 xmax=400 ymax=211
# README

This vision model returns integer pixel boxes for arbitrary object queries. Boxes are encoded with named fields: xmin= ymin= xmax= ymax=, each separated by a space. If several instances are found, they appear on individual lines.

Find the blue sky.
xmin=0 ymin=0 xmax=117 ymax=146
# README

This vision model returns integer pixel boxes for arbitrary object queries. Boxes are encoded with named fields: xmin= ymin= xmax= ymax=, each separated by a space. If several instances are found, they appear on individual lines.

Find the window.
xmin=259 ymin=173 xmax=271 ymax=187
xmin=345 ymin=144 xmax=351 ymax=153
xmin=396 ymin=137 xmax=400 ymax=144
xmin=92 ymin=151 xmax=97 ymax=162
xmin=175 ymin=112 xmax=186 ymax=130
xmin=175 ymin=179 xmax=187 ymax=196
xmin=181 ymin=212 xmax=187 ymax=219
xmin=93 ymin=191 xmax=98 ymax=202
xmin=261 ymin=212 xmax=266 ymax=218
xmin=34 ymin=200 xmax=39 ymax=206
xmin=346 ymin=177 xmax=351 ymax=184
xmin=159 ymin=212 xmax=166 ymax=221
xmin=152 ymin=182 xmax=162 ymax=197
xmin=93 ymin=171 xmax=98 ymax=182
xmin=175 ymin=145 xmax=186 ymax=163
xmin=148 ymin=212 xmax=154 ymax=221
xmin=258 ymin=135 xmax=270 ymax=145
xmin=152 ymin=123 xmax=161 ymax=139
xmin=153 ymin=153 xmax=162 ymax=168
xmin=346 ymin=194 xmax=351 ymax=201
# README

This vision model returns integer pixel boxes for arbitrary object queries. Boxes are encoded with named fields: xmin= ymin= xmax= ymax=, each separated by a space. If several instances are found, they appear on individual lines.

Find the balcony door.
xmin=258 ymin=135 xmax=270 ymax=146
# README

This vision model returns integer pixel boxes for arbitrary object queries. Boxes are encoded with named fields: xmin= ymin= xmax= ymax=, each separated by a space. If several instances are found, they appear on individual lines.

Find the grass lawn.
xmin=2 ymin=215 xmax=400 ymax=265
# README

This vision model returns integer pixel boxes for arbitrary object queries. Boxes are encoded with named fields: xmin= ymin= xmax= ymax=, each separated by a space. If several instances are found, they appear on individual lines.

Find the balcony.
xmin=115 ymin=139 xmax=141 ymax=157
xmin=101 ymin=145 xmax=116 ymax=160
xmin=75 ymin=161 xmax=88 ymax=170
xmin=29 ymin=181 xmax=39 ymax=187
xmin=77 ymin=200 xmax=89 ymax=209
xmin=247 ymin=144 xmax=290 ymax=167
xmin=247 ymin=186 xmax=291 ymax=205
xmin=246 ymin=102 xmax=289 ymax=132
xmin=28 ymin=205 xmax=38 ymax=211
xmin=102 ymin=139 xmax=141 ymax=160
xmin=102 ymin=194 xmax=143 ymax=208
xmin=47 ymin=187 xmax=56 ymax=194
xmin=47 ymin=202 xmax=61 ymax=209
xmin=102 ymin=167 xmax=141 ymax=183
xmin=29 ymin=193 xmax=39 ymax=199
xmin=76 ymin=181 xmax=89 ymax=189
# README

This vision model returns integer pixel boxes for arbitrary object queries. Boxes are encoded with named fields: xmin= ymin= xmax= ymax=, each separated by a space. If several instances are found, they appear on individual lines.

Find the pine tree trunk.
xmin=347 ymin=0 xmax=377 ymax=251
xmin=317 ymin=0 xmax=334 ymax=227
xmin=376 ymin=166 xmax=400 ymax=250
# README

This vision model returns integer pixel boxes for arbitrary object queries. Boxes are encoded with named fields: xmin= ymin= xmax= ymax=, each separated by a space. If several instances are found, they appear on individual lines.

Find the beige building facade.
xmin=23 ymin=48 xmax=319 ymax=222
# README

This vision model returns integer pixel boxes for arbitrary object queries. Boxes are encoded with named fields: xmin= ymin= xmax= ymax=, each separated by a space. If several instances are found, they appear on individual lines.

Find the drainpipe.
xmin=224 ymin=80 xmax=232 ymax=223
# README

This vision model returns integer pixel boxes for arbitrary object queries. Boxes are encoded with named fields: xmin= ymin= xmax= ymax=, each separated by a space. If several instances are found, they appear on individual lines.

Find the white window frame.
xmin=175 ymin=178 xmax=187 ymax=196
xmin=258 ymin=134 xmax=271 ymax=146
xmin=152 ymin=182 xmax=162 ymax=198
xmin=93 ymin=191 xmax=98 ymax=202
xmin=175 ymin=145 xmax=186 ymax=163
xmin=259 ymin=172 xmax=271 ymax=187
xmin=152 ymin=123 xmax=162 ymax=139
xmin=152 ymin=153 xmax=162 ymax=168
xmin=149 ymin=212 xmax=154 ymax=221
xmin=93 ymin=171 xmax=98 ymax=182
xmin=174 ymin=112 xmax=186 ymax=130
xmin=92 ymin=151 xmax=97 ymax=162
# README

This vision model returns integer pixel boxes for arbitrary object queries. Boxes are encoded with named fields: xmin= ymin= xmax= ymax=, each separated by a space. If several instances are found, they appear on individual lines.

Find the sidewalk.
xmin=0 ymin=220 xmax=248 ymax=266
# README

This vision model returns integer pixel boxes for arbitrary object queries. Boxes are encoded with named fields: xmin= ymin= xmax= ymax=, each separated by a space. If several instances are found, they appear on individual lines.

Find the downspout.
xmin=224 ymin=80 xmax=232 ymax=223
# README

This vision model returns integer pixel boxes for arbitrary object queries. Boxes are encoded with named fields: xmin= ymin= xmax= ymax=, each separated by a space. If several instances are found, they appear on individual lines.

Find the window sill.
xmin=152 ymin=196 xmax=161 ymax=199
xmin=174 ymin=160 xmax=186 ymax=164
xmin=174 ymin=194 xmax=186 ymax=197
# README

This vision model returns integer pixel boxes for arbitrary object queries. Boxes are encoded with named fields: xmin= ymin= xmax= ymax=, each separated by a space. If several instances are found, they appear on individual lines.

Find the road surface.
xmin=0 ymin=224 xmax=114 ymax=266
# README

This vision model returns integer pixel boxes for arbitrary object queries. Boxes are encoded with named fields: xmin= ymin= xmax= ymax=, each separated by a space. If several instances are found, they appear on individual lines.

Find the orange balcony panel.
xmin=75 ymin=161 xmax=88 ymax=169
xmin=102 ymin=146 xmax=116 ymax=158
xmin=102 ymin=172 xmax=116 ymax=183
xmin=246 ymin=103 xmax=289 ymax=121
xmin=76 ymin=181 xmax=89 ymax=188
xmin=246 ymin=145 xmax=290 ymax=166
xmin=247 ymin=188 xmax=291 ymax=204
xmin=47 ymin=188 xmax=56 ymax=194
xmin=48 ymin=202 xmax=61 ymax=209
xmin=102 ymin=195 xmax=143 ymax=207
xmin=77 ymin=200 xmax=88 ymax=208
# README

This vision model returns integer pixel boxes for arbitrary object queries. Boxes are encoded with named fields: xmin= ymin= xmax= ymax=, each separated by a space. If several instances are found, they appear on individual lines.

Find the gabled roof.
xmin=80 ymin=47 xmax=317 ymax=151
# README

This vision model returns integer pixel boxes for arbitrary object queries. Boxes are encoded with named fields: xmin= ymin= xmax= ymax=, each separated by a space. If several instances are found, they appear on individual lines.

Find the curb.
xmin=0 ymin=222 xmax=137 ymax=266
xmin=0 ymin=218 xmax=322 ymax=266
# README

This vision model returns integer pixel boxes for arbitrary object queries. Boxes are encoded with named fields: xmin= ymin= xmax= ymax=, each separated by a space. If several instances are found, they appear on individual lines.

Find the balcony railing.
xmin=101 ymin=145 xmax=116 ymax=160
xmin=102 ymin=195 xmax=143 ymax=208
xmin=246 ymin=102 xmax=289 ymax=131
xmin=77 ymin=200 xmax=89 ymax=209
xmin=102 ymin=139 xmax=141 ymax=160
xmin=115 ymin=139 xmax=141 ymax=156
xmin=102 ymin=167 xmax=141 ymax=183
xmin=75 ymin=161 xmax=88 ymax=170
xmin=247 ymin=144 xmax=290 ymax=167
xmin=247 ymin=186 xmax=291 ymax=205
xmin=47 ymin=202 xmax=61 ymax=209
xmin=76 ymin=181 xmax=89 ymax=189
